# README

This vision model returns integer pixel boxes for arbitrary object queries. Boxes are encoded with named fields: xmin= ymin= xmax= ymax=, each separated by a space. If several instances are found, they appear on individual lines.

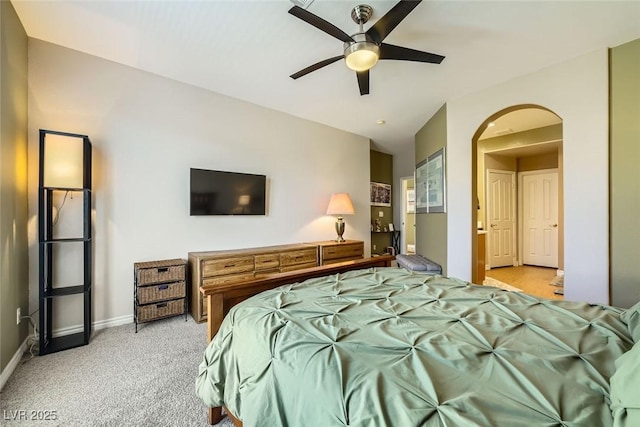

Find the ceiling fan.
xmin=288 ymin=0 xmax=445 ymax=96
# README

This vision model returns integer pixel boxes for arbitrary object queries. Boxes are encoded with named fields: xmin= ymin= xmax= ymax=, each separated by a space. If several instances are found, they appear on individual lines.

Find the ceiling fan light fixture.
xmin=344 ymin=41 xmax=380 ymax=72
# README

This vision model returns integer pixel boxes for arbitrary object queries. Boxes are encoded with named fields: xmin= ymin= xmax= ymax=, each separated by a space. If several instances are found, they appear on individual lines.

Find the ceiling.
xmin=11 ymin=0 xmax=640 ymax=153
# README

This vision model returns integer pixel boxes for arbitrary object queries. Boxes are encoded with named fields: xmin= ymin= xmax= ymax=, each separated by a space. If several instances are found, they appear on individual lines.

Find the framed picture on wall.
xmin=415 ymin=159 xmax=429 ymax=213
xmin=416 ymin=147 xmax=446 ymax=213
xmin=370 ymin=182 xmax=391 ymax=207
xmin=426 ymin=148 xmax=446 ymax=213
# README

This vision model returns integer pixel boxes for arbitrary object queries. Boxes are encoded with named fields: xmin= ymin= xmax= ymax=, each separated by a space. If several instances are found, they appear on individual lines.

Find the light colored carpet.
xmin=0 ymin=317 xmax=233 ymax=427
xmin=483 ymin=277 xmax=523 ymax=292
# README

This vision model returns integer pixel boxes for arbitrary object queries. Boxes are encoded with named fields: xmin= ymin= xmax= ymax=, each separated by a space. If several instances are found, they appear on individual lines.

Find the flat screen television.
xmin=190 ymin=168 xmax=266 ymax=216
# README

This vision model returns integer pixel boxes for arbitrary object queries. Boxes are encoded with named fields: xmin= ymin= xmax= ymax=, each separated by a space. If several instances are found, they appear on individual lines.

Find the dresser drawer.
xmin=322 ymin=243 xmax=364 ymax=261
xmin=202 ymin=256 xmax=254 ymax=277
xmin=202 ymin=272 xmax=255 ymax=287
xmin=254 ymin=253 xmax=280 ymax=271
xmin=280 ymin=261 xmax=318 ymax=272
xmin=280 ymin=248 xmax=317 ymax=267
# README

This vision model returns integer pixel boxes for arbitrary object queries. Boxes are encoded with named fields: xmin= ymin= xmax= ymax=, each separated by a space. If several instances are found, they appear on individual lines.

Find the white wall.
xmin=27 ymin=40 xmax=371 ymax=329
xmin=446 ymin=49 xmax=609 ymax=304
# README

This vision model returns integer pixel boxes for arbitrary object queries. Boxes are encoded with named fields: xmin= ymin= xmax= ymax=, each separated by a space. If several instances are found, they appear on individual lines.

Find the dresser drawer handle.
xmin=158 ymin=284 xmax=169 ymax=290
xmin=224 ymin=263 xmax=236 ymax=268
xmin=157 ymin=267 xmax=169 ymax=273
xmin=156 ymin=302 xmax=168 ymax=308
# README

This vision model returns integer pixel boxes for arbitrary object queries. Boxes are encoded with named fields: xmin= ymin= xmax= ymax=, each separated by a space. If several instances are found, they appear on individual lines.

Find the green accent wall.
xmin=370 ymin=150 xmax=393 ymax=254
xmin=415 ymin=104 xmax=447 ymax=274
xmin=1 ymin=0 xmax=29 ymax=374
xmin=610 ymin=38 xmax=640 ymax=308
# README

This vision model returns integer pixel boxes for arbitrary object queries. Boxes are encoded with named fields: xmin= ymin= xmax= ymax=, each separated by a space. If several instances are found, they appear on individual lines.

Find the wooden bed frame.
xmin=200 ymin=254 xmax=396 ymax=425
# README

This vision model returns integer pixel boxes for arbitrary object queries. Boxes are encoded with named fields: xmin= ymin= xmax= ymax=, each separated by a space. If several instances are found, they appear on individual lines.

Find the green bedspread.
xmin=196 ymin=267 xmax=635 ymax=426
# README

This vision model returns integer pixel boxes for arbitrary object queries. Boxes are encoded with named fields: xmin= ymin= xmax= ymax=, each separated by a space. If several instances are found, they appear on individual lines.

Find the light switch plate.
xmin=378 ymin=211 xmax=384 ymax=217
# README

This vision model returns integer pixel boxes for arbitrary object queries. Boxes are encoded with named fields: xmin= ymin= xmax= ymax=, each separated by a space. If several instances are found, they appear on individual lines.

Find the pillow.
xmin=621 ymin=300 xmax=640 ymax=343
xmin=610 ymin=341 xmax=640 ymax=427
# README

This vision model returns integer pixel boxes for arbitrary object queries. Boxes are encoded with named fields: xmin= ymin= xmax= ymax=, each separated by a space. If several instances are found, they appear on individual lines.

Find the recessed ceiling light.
xmin=376 ymin=119 xmax=386 ymax=125
xmin=487 ymin=121 xmax=495 ymax=127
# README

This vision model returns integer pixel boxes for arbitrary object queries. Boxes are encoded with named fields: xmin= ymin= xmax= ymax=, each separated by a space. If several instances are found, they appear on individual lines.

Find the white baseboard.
xmin=52 ymin=314 xmax=133 ymax=338
xmin=0 ymin=337 xmax=28 ymax=391
xmin=1 ymin=314 xmax=134 ymax=390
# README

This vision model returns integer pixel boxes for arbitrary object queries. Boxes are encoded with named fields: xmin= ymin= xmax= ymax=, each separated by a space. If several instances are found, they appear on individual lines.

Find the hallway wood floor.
xmin=486 ymin=265 xmax=563 ymax=300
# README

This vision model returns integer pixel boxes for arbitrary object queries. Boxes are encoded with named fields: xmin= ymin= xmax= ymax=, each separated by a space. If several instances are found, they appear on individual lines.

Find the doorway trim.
xmin=400 ymin=176 xmax=415 ymax=255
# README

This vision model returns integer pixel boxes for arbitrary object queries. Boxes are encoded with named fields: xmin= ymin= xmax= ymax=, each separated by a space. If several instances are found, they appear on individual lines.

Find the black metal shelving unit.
xmin=38 ymin=130 xmax=92 ymax=355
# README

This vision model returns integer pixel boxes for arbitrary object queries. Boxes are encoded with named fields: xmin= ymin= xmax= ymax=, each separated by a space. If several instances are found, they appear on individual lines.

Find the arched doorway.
xmin=471 ymin=105 xmax=564 ymax=299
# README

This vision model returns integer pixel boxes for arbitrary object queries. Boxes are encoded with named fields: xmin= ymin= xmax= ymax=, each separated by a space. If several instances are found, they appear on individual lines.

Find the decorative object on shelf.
xmin=326 ymin=193 xmax=355 ymax=242
xmin=370 ymin=182 xmax=391 ymax=206
xmin=374 ymin=218 xmax=381 ymax=232
xmin=38 ymin=129 xmax=92 ymax=355
xmin=388 ymin=223 xmax=394 ymax=232
xmin=416 ymin=147 xmax=446 ymax=213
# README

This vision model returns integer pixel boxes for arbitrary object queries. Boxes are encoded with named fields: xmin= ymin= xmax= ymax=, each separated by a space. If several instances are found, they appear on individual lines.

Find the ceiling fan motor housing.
xmin=351 ymin=4 xmax=373 ymax=25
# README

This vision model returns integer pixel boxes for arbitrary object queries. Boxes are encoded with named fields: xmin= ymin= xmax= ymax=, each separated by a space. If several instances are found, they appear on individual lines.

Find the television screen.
xmin=190 ymin=168 xmax=266 ymax=216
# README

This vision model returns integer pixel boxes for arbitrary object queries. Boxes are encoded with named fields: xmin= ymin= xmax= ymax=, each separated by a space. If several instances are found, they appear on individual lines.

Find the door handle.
xmin=550 ymin=224 xmax=558 ymax=228
xmin=490 ymin=224 xmax=497 ymax=228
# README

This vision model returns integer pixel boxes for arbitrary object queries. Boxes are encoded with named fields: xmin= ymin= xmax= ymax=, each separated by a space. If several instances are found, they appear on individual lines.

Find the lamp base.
xmin=335 ymin=217 xmax=346 ymax=242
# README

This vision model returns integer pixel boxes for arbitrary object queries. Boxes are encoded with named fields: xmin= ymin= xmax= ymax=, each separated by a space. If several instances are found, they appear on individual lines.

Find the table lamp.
xmin=326 ymin=193 xmax=355 ymax=242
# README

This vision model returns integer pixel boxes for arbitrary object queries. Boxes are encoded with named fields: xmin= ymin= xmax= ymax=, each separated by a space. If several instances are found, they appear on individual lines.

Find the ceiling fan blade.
xmin=379 ymin=43 xmax=445 ymax=64
xmin=288 ymin=6 xmax=354 ymax=43
xmin=366 ymin=0 xmax=422 ymax=44
xmin=357 ymin=70 xmax=370 ymax=96
xmin=290 ymin=55 xmax=344 ymax=80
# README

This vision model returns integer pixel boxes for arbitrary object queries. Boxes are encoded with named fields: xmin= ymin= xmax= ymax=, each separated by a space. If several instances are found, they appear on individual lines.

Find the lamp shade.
xmin=42 ymin=132 xmax=87 ymax=188
xmin=326 ymin=193 xmax=355 ymax=215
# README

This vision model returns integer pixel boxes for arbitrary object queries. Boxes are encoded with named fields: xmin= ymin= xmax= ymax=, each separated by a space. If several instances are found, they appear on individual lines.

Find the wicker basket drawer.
xmin=280 ymin=248 xmax=317 ymax=267
xmin=255 ymin=253 xmax=280 ymax=271
xmin=136 ymin=260 xmax=185 ymax=285
xmin=202 ymin=272 xmax=255 ymax=287
xmin=137 ymin=281 xmax=186 ymax=304
xmin=137 ymin=299 xmax=184 ymax=323
xmin=202 ymin=256 xmax=254 ymax=277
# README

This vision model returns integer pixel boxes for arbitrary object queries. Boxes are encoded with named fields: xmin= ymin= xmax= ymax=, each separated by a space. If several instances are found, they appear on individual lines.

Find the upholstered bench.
xmin=396 ymin=254 xmax=442 ymax=274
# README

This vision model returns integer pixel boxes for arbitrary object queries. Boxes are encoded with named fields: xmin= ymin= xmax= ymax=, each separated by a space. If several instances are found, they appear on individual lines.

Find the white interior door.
xmin=487 ymin=170 xmax=516 ymax=268
xmin=400 ymin=177 xmax=415 ymax=254
xmin=521 ymin=170 xmax=559 ymax=268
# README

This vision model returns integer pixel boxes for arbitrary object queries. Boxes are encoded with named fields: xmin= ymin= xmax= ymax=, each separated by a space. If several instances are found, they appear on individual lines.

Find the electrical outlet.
xmin=373 ymin=244 xmax=377 ymax=251
xmin=16 ymin=307 xmax=21 ymax=325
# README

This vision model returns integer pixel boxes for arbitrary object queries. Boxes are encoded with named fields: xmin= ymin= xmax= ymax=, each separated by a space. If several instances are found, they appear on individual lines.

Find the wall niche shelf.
xmin=38 ymin=129 xmax=92 ymax=355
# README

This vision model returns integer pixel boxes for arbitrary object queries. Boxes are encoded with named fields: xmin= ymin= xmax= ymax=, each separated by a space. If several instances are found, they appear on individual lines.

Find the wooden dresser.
xmin=314 ymin=240 xmax=364 ymax=265
xmin=188 ymin=244 xmax=318 ymax=322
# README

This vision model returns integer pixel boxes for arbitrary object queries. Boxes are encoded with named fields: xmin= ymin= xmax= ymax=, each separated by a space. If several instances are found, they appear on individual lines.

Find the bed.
xmin=196 ymin=266 xmax=640 ymax=426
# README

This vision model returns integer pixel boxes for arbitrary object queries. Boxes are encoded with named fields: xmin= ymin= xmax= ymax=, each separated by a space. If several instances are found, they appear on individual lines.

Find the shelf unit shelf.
xmin=44 ymin=332 xmax=87 ymax=354
xmin=44 ymin=286 xmax=87 ymax=298
xmin=38 ymin=129 xmax=92 ymax=356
